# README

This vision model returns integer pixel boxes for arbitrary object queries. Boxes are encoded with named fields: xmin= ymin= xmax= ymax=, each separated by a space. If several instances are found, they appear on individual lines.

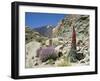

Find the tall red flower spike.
xmin=68 ymin=26 xmax=77 ymax=62
xmin=71 ymin=26 xmax=76 ymax=50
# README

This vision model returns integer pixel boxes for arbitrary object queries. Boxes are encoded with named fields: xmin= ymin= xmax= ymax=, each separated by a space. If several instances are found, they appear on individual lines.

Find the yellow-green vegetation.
xmin=55 ymin=55 xmax=71 ymax=67
xmin=45 ymin=59 xmax=55 ymax=65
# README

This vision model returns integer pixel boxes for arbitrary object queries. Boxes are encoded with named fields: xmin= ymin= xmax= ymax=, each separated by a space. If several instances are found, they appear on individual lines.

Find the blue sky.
xmin=25 ymin=12 xmax=66 ymax=28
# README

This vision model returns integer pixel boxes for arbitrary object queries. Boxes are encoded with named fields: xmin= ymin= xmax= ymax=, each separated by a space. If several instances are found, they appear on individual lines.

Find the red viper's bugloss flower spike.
xmin=68 ymin=26 xmax=77 ymax=62
xmin=72 ymin=26 xmax=76 ymax=44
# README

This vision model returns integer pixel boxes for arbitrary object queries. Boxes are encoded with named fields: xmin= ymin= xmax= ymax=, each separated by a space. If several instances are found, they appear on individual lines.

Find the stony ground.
xmin=25 ymin=37 xmax=89 ymax=68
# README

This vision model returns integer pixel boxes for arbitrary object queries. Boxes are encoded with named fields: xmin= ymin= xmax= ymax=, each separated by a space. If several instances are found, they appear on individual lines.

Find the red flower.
xmin=72 ymin=26 xmax=76 ymax=44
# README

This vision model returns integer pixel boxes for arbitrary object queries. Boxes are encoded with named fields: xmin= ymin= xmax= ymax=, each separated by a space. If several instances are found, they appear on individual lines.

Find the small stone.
xmin=80 ymin=61 xmax=85 ymax=63
xmin=86 ymin=58 xmax=90 ymax=62
xmin=34 ymin=63 xmax=38 ymax=66
xmin=32 ymin=56 xmax=34 ymax=59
